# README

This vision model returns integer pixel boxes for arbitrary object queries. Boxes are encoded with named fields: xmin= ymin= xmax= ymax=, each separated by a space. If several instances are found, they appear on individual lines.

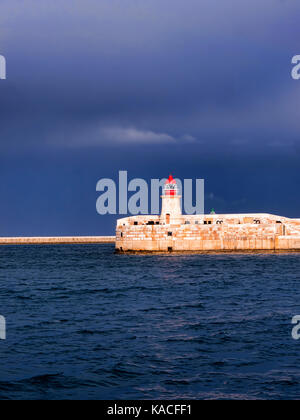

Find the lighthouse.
xmin=160 ymin=175 xmax=182 ymax=225
xmin=116 ymin=172 xmax=300 ymax=252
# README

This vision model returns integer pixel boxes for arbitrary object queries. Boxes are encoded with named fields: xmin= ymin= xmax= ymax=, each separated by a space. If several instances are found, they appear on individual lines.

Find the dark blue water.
xmin=1 ymin=244 xmax=300 ymax=400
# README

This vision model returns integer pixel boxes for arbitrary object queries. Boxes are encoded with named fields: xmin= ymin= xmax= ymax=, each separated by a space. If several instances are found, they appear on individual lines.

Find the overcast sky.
xmin=0 ymin=0 xmax=300 ymax=235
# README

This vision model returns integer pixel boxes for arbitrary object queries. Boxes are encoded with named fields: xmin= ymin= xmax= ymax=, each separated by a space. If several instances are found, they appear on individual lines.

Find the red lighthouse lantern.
xmin=163 ymin=175 xmax=178 ymax=196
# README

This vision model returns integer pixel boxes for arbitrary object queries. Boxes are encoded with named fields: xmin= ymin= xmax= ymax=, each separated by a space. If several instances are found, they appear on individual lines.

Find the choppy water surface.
xmin=1 ymin=244 xmax=300 ymax=400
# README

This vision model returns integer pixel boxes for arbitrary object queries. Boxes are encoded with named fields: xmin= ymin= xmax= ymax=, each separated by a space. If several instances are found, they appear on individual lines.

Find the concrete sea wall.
xmin=116 ymin=214 xmax=300 ymax=252
xmin=0 ymin=236 xmax=115 ymax=245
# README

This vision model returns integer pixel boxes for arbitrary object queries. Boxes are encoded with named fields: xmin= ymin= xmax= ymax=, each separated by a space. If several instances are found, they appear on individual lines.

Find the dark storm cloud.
xmin=1 ymin=0 xmax=300 ymax=154
xmin=1 ymin=0 xmax=300 ymax=235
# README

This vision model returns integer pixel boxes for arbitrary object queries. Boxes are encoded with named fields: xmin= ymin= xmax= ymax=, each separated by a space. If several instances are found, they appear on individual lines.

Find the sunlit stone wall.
xmin=116 ymin=214 xmax=300 ymax=252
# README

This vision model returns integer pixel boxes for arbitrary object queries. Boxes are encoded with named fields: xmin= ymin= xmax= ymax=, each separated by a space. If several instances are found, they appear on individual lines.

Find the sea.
xmin=0 ymin=244 xmax=300 ymax=400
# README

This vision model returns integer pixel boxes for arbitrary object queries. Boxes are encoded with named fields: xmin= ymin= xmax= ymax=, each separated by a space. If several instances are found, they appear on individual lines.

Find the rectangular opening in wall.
xmin=134 ymin=222 xmax=138 ymax=225
xmin=147 ymin=221 xmax=155 ymax=225
xmin=168 ymin=247 xmax=173 ymax=252
xmin=185 ymin=221 xmax=190 ymax=225
xmin=195 ymin=221 xmax=199 ymax=224
xmin=168 ymin=232 xmax=172 ymax=236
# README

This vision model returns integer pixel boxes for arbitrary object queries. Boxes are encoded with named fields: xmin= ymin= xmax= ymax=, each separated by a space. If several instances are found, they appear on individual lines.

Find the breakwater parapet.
xmin=0 ymin=236 xmax=115 ymax=245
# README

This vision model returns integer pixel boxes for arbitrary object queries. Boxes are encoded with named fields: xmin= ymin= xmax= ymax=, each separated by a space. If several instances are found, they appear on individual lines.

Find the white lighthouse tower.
xmin=160 ymin=175 xmax=182 ymax=225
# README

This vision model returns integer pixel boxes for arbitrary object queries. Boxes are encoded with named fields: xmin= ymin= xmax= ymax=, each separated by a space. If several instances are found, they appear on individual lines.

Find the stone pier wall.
xmin=116 ymin=214 xmax=300 ymax=252
xmin=0 ymin=236 xmax=115 ymax=245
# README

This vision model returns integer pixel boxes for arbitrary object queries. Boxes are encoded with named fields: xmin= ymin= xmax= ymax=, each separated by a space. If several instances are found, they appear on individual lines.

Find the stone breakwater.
xmin=0 ymin=236 xmax=115 ymax=245
xmin=116 ymin=214 xmax=300 ymax=252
